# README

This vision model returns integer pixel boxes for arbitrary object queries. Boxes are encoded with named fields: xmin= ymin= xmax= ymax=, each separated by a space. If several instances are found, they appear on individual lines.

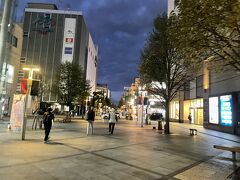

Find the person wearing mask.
xmin=108 ymin=108 xmax=118 ymax=135
xmin=86 ymin=106 xmax=95 ymax=135
xmin=43 ymin=107 xmax=54 ymax=143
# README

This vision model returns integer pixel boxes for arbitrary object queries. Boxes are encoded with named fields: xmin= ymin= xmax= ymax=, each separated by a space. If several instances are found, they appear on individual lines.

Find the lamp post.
xmin=21 ymin=66 xmax=40 ymax=140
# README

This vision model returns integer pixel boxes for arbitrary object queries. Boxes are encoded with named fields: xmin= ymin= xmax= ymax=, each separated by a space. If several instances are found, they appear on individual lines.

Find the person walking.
xmin=108 ymin=108 xmax=118 ymax=135
xmin=86 ymin=106 xmax=95 ymax=135
xmin=43 ymin=107 xmax=54 ymax=143
xmin=188 ymin=113 xmax=192 ymax=124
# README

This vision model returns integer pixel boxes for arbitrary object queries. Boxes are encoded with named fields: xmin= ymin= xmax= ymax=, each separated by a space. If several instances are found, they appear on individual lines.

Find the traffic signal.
xmin=30 ymin=80 xmax=40 ymax=96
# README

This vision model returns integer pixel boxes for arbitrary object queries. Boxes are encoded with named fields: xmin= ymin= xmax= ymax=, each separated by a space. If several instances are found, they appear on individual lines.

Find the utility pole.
xmin=0 ymin=0 xmax=13 ymax=119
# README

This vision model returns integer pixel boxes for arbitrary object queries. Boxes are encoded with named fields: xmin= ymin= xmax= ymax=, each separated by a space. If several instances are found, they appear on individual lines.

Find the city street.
xmin=0 ymin=117 xmax=240 ymax=180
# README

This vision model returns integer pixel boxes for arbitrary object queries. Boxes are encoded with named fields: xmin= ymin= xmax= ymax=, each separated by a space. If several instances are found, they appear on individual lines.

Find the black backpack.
xmin=43 ymin=113 xmax=53 ymax=123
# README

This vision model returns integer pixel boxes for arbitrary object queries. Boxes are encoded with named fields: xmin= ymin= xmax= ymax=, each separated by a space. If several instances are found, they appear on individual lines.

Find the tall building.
xmin=167 ymin=0 xmax=178 ymax=16
xmin=96 ymin=84 xmax=111 ymax=99
xmin=86 ymin=35 xmax=98 ymax=94
xmin=0 ymin=0 xmax=20 ymax=116
xmin=20 ymin=3 xmax=98 ymax=102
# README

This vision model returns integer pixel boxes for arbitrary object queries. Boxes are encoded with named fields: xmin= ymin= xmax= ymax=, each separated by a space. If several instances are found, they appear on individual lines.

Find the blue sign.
xmin=220 ymin=95 xmax=232 ymax=126
xmin=64 ymin=47 xmax=72 ymax=54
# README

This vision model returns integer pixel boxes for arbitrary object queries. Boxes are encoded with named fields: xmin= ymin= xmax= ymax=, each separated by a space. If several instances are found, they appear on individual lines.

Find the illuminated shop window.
xmin=220 ymin=95 xmax=232 ymax=126
xmin=209 ymin=97 xmax=219 ymax=124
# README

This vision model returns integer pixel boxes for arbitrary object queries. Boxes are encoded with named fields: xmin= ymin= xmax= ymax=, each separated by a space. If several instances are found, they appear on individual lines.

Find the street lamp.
xmin=21 ymin=66 xmax=40 ymax=140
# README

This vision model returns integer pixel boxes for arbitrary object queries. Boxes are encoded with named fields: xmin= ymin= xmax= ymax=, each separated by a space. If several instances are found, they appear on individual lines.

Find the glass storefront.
xmin=170 ymin=101 xmax=179 ymax=120
xmin=184 ymin=99 xmax=203 ymax=125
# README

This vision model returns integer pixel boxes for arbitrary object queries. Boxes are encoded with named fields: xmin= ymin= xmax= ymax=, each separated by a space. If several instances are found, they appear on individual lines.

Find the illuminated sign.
xmin=64 ymin=47 xmax=73 ymax=54
xmin=32 ymin=14 xmax=56 ymax=34
xmin=209 ymin=97 xmax=219 ymax=124
xmin=61 ymin=18 xmax=76 ymax=63
xmin=65 ymin=38 xmax=74 ymax=43
xmin=220 ymin=95 xmax=232 ymax=126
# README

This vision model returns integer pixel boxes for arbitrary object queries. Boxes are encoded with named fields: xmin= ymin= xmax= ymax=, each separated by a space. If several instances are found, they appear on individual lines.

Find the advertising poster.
xmin=220 ymin=95 xmax=232 ymax=126
xmin=61 ymin=18 xmax=76 ymax=63
xmin=10 ymin=94 xmax=26 ymax=132
xmin=209 ymin=97 xmax=219 ymax=124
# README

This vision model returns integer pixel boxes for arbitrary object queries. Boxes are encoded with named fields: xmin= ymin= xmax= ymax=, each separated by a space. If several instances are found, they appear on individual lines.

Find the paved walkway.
xmin=0 ymin=117 xmax=240 ymax=180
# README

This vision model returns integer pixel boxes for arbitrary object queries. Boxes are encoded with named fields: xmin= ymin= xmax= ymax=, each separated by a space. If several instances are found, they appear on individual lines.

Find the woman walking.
xmin=108 ymin=108 xmax=117 ymax=135
xmin=86 ymin=106 xmax=95 ymax=135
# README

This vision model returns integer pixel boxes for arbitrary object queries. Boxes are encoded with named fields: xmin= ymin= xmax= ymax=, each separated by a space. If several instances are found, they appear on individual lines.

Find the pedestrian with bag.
xmin=86 ymin=106 xmax=95 ymax=135
xmin=43 ymin=107 xmax=54 ymax=143
xmin=108 ymin=108 xmax=118 ymax=135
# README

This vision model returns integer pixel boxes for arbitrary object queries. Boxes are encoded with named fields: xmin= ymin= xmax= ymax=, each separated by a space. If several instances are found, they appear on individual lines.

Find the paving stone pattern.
xmin=0 ymin=117 xmax=240 ymax=180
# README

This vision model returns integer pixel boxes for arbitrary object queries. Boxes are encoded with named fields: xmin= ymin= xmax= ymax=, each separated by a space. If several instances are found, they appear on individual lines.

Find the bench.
xmin=213 ymin=145 xmax=240 ymax=161
xmin=189 ymin=128 xmax=197 ymax=135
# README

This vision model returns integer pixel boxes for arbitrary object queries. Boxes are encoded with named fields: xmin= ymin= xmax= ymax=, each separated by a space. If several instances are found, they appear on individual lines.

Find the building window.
xmin=196 ymin=75 xmax=203 ymax=98
xmin=8 ymin=32 xmax=12 ymax=43
xmin=20 ymin=57 xmax=26 ymax=63
xmin=12 ymin=36 xmax=18 ymax=47
xmin=23 ymin=32 xmax=29 ymax=37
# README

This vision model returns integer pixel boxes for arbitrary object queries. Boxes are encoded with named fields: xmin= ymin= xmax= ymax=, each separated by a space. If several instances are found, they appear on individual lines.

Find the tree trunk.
xmin=164 ymin=100 xmax=170 ymax=134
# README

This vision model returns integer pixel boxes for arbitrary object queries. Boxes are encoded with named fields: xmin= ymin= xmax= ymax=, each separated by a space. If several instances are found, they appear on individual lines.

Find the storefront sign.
xmin=209 ymin=97 xmax=219 ymax=124
xmin=220 ymin=95 xmax=232 ymax=126
xmin=61 ymin=18 xmax=76 ymax=63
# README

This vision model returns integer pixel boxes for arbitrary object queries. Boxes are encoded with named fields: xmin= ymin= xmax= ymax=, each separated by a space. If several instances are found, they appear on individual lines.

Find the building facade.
xmin=86 ymin=35 xmax=98 ymax=94
xmin=20 ymin=3 xmax=98 ymax=103
xmin=167 ymin=0 xmax=240 ymax=135
xmin=0 ymin=0 xmax=21 ymax=116
xmin=96 ymin=83 xmax=111 ymax=99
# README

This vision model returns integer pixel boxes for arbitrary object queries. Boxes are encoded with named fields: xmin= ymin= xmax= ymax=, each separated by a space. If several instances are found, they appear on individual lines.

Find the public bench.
xmin=213 ymin=145 xmax=240 ymax=161
xmin=189 ymin=128 xmax=197 ymax=135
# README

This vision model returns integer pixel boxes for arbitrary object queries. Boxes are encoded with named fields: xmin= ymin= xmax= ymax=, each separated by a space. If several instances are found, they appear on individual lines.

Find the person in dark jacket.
xmin=86 ymin=106 xmax=95 ymax=135
xmin=43 ymin=107 xmax=54 ymax=143
xmin=188 ymin=113 xmax=192 ymax=124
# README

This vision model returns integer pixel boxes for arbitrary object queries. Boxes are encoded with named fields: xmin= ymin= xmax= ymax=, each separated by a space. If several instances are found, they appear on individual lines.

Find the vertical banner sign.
xmin=10 ymin=94 xmax=26 ymax=132
xmin=61 ymin=18 xmax=76 ymax=63
xmin=220 ymin=95 xmax=232 ymax=126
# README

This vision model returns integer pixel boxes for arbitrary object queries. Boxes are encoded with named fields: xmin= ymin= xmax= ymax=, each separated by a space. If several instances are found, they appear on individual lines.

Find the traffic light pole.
xmin=21 ymin=71 xmax=33 ymax=140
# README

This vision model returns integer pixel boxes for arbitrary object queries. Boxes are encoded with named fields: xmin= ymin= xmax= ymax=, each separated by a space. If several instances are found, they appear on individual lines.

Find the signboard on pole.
xmin=61 ymin=18 xmax=76 ymax=63
xmin=10 ymin=94 xmax=26 ymax=132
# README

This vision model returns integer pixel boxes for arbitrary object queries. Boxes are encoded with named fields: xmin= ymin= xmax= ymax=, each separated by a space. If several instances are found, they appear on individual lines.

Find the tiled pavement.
xmin=0 ymin=117 xmax=240 ymax=180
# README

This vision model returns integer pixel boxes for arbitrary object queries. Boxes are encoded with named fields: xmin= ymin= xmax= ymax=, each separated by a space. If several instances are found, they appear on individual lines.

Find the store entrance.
xmin=190 ymin=108 xmax=203 ymax=125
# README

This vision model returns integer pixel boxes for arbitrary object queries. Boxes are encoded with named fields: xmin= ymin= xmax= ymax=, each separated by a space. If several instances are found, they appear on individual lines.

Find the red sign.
xmin=20 ymin=79 xmax=27 ymax=94
xmin=65 ymin=38 xmax=74 ymax=43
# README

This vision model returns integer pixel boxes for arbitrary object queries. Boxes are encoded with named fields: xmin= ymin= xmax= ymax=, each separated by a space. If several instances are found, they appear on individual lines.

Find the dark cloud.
xmin=18 ymin=0 xmax=167 ymax=101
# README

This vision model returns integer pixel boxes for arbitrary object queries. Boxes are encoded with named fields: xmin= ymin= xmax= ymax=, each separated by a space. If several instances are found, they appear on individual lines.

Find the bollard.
xmin=158 ymin=121 xmax=162 ymax=130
